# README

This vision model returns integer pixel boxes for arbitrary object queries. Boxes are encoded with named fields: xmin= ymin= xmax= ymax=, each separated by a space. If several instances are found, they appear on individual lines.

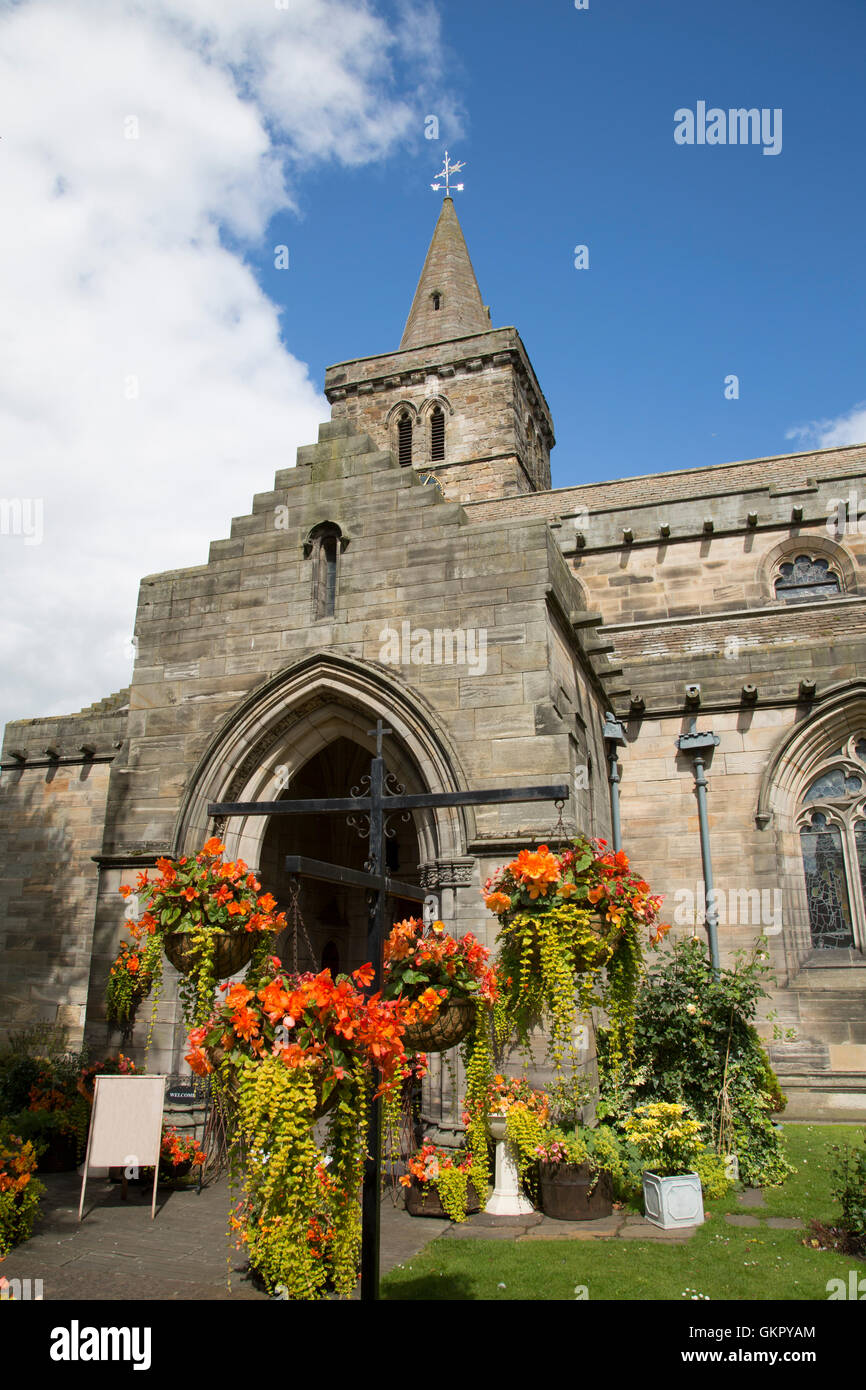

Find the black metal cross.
xmin=208 ymin=718 xmax=568 ymax=1301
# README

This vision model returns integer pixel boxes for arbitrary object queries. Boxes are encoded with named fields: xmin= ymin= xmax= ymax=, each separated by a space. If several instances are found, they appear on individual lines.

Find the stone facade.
xmin=1 ymin=197 xmax=864 ymax=1121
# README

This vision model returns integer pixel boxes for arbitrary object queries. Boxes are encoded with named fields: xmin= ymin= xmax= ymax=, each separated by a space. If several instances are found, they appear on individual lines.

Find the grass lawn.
xmin=381 ymin=1123 xmax=865 ymax=1301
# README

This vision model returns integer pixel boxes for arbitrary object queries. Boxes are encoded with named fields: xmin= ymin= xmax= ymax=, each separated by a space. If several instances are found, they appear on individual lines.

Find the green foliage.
xmin=459 ymin=1003 xmax=496 ymax=1201
xmin=829 ymin=1136 xmax=866 ymax=1239
xmin=598 ymin=935 xmax=793 ymax=1187
xmin=693 ymin=1149 xmax=732 ymax=1201
xmin=535 ymin=1122 xmax=634 ymax=1200
xmin=0 ymin=1053 xmax=44 ymax=1119
xmin=231 ymin=1052 xmax=366 ymax=1299
xmin=623 ymin=1101 xmax=705 ymax=1176
xmin=503 ymin=1105 xmax=547 ymax=1178
xmin=0 ymin=1132 xmax=44 ymax=1258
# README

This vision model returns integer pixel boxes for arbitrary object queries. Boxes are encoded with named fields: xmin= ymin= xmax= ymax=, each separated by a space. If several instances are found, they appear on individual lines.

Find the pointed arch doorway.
xmin=258 ymin=734 xmax=424 ymax=976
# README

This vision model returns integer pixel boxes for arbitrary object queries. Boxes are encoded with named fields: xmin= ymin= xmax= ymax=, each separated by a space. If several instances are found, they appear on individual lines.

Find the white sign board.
xmin=78 ymin=1075 xmax=166 ymax=1221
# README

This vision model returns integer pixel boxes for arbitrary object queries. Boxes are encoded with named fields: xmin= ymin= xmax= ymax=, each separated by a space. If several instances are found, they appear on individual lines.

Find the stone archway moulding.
xmin=172 ymin=653 xmax=475 ymax=876
xmin=756 ymin=680 xmax=866 ymax=829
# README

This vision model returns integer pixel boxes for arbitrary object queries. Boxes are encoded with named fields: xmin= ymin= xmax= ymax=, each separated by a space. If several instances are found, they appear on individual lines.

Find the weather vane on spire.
xmin=431 ymin=150 xmax=465 ymax=197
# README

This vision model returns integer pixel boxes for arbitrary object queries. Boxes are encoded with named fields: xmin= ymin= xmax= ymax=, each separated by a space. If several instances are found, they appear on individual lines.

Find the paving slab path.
xmin=0 ymin=1174 xmax=699 ymax=1301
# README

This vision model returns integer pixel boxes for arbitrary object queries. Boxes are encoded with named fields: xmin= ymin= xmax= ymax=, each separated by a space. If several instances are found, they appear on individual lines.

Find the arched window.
xmin=797 ymin=733 xmax=866 ymax=950
xmin=431 ymin=292 xmax=442 ymax=311
xmin=775 ymin=554 xmax=841 ymax=603
xmin=305 ymin=522 xmax=342 ymax=619
xmin=398 ymin=412 xmax=413 ymax=467
xmin=430 ymin=405 xmax=445 ymax=461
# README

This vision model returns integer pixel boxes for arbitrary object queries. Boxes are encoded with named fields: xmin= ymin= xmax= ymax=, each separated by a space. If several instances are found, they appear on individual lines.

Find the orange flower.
xmin=202 ymin=837 xmax=225 ymax=857
xmin=231 ymin=1006 xmax=260 ymax=1042
xmin=225 ymin=982 xmax=252 ymax=1011
xmin=483 ymin=891 xmax=511 ymax=914
xmin=507 ymin=846 xmax=561 ymax=899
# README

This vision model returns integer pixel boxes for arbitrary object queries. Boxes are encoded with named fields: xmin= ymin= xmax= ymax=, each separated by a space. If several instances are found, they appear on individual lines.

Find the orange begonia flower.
xmin=507 ymin=846 xmax=561 ymax=899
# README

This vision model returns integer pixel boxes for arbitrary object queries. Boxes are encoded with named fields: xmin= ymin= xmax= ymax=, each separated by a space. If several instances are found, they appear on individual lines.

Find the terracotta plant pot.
xmin=403 ymin=1176 xmax=481 ymax=1219
xmin=403 ymin=997 xmax=476 ymax=1054
xmin=538 ymin=1161 xmax=613 ymax=1221
xmin=163 ymin=931 xmax=259 ymax=979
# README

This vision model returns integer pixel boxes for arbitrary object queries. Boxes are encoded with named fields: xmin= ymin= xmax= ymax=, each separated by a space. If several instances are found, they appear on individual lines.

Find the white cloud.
xmin=0 ymin=0 xmax=455 ymax=733
xmin=786 ymin=401 xmax=866 ymax=450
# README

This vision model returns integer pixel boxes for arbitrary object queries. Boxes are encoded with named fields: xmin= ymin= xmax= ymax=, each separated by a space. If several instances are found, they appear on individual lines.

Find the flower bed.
xmin=0 ymin=1132 xmax=43 ymax=1257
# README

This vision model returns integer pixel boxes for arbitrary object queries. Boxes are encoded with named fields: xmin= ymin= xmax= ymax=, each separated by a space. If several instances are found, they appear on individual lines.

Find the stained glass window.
xmin=803 ymin=769 xmax=863 ymax=802
xmin=775 ymin=555 xmax=840 ymax=603
xmin=800 ymin=813 xmax=855 ymax=948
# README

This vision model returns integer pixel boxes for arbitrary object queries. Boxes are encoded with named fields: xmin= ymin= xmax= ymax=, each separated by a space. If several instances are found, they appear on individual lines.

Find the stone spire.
xmin=399 ymin=197 xmax=491 ymax=350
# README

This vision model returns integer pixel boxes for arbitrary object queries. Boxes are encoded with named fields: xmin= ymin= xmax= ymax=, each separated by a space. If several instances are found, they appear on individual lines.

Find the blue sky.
xmin=1 ymin=0 xmax=864 ymax=731
xmin=257 ymin=0 xmax=866 ymax=486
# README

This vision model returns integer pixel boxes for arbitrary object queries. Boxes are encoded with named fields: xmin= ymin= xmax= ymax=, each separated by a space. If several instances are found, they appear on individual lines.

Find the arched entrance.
xmin=258 ymin=735 xmax=424 ymax=975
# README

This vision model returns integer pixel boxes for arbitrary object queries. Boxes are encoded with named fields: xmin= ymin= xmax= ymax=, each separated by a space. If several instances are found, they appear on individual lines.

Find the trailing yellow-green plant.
xmin=400 ymin=1144 xmax=476 ymax=1222
xmin=459 ymin=1000 xmax=498 ymax=1202
xmin=186 ymin=954 xmax=413 ymax=1298
xmin=483 ymin=837 xmax=668 ymax=1102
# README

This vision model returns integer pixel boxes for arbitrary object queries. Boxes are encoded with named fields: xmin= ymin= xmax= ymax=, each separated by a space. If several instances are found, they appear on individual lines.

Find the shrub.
xmin=830 ymin=1137 xmax=866 ymax=1241
xmin=0 ymin=1131 xmax=44 ymax=1256
xmin=597 ymin=936 xmax=792 ymax=1187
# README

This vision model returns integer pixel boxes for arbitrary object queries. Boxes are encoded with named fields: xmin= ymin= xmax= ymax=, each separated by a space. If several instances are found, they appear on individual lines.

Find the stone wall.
xmin=0 ymin=698 xmax=128 ymax=1047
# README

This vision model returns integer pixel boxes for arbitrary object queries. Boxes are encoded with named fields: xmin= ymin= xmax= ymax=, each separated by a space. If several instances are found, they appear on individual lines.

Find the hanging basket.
xmin=499 ymin=903 xmax=614 ymax=976
xmin=163 ymin=931 xmax=259 ymax=979
xmin=207 ymin=1045 xmax=340 ymax=1124
xmin=403 ymin=996 xmax=477 ymax=1054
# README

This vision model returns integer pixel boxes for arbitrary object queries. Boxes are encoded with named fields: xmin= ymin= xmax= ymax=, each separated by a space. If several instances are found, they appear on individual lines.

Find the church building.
xmin=2 ymin=197 xmax=865 ymax=1124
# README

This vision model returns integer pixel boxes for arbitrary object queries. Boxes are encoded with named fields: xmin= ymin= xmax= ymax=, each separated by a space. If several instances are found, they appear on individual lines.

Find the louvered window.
xmin=398 ymin=413 xmax=412 ymax=467
xmin=430 ymin=406 xmax=445 ymax=461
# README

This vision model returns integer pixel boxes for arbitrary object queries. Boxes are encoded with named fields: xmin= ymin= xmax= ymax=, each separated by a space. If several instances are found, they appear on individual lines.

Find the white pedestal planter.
xmin=642 ymin=1171 xmax=704 ymax=1229
xmin=485 ymin=1114 xmax=534 ymax=1216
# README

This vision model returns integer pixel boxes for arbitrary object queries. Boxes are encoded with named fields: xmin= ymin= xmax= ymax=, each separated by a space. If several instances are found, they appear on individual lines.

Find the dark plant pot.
xmin=403 ymin=1176 xmax=481 ymax=1219
xmin=403 ymin=997 xmax=477 ymax=1054
xmin=163 ymin=931 xmax=259 ymax=979
xmin=36 ymin=1131 xmax=79 ymax=1173
xmin=538 ymin=1161 xmax=613 ymax=1221
xmin=159 ymin=1159 xmax=193 ymax=1182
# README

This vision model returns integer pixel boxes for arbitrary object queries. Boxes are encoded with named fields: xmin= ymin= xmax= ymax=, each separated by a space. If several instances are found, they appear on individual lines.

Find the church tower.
xmin=324 ymin=197 xmax=555 ymax=503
